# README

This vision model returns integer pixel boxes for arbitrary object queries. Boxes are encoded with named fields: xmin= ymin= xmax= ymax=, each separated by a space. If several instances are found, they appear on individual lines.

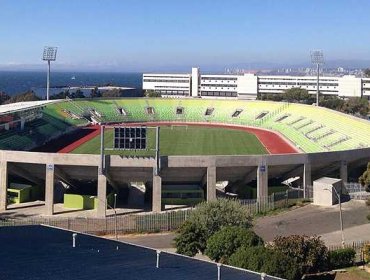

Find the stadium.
xmin=0 ymin=97 xmax=369 ymax=217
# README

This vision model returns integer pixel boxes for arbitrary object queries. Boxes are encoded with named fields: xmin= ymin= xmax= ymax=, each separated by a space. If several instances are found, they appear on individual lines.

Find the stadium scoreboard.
xmin=113 ymin=127 xmax=147 ymax=150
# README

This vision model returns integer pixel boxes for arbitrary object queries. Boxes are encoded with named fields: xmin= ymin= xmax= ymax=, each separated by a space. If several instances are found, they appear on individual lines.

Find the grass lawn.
xmin=71 ymin=125 xmax=267 ymax=156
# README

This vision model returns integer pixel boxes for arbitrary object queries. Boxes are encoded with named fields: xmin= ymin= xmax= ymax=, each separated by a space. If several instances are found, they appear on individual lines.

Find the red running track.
xmin=59 ymin=122 xmax=299 ymax=154
xmin=58 ymin=125 xmax=100 ymax=153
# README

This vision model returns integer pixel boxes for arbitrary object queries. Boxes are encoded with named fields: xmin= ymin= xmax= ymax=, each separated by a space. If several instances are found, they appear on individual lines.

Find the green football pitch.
xmin=70 ymin=125 xmax=268 ymax=156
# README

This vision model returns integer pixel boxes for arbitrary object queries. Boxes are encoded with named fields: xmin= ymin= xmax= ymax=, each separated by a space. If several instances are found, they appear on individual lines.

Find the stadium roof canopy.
xmin=0 ymin=225 xmax=281 ymax=280
xmin=0 ymin=100 xmax=60 ymax=115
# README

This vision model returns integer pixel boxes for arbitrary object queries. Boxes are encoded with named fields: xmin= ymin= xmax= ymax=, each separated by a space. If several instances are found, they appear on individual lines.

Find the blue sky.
xmin=0 ymin=0 xmax=369 ymax=71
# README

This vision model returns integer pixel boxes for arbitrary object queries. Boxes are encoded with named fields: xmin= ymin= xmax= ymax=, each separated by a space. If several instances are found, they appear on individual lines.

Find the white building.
xmin=142 ymin=67 xmax=370 ymax=100
xmin=142 ymin=73 xmax=191 ymax=96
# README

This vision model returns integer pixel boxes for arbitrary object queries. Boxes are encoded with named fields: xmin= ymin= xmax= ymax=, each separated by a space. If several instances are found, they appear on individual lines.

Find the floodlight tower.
xmin=42 ymin=46 xmax=58 ymax=100
xmin=310 ymin=50 xmax=324 ymax=106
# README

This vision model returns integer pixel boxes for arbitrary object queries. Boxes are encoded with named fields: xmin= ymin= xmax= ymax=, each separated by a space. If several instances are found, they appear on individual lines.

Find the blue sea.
xmin=0 ymin=71 xmax=143 ymax=97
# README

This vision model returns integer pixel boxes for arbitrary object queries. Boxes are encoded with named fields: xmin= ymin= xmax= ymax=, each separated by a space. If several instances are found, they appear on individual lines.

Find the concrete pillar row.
xmin=340 ymin=160 xmax=348 ymax=186
xmin=152 ymin=175 xmax=162 ymax=213
xmin=303 ymin=162 xmax=312 ymax=199
xmin=0 ymin=161 xmax=8 ymax=212
xmin=206 ymin=166 xmax=216 ymax=201
xmin=257 ymin=164 xmax=268 ymax=202
xmin=44 ymin=164 xmax=55 ymax=215
xmin=97 ymin=174 xmax=107 ymax=218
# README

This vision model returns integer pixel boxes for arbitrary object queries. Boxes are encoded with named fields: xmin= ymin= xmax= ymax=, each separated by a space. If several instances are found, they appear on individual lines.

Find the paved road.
xmin=321 ymin=223 xmax=370 ymax=246
xmin=253 ymin=200 xmax=369 ymax=244
xmin=119 ymin=232 xmax=176 ymax=250
xmin=114 ymin=200 xmax=369 ymax=249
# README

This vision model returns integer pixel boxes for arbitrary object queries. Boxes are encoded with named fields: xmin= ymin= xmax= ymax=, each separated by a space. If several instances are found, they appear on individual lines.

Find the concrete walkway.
xmin=253 ymin=200 xmax=369 ymax=246
xmin=320 ymin=223 xmax=370 ymax=247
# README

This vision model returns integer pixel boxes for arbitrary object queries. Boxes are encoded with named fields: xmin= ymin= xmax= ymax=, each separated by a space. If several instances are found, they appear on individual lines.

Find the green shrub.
xmin=205 ymin=226 xmax=263 ymax=263
xmin=367 ymin=213 xmax=370 ymax=221
xmin=229 ymin=246 xmax=300 ymax=280
xmin=272 ymin=235 xmax=328 ymax=275
xmin=175 ymin=198 xmax=251 ymax=256
xmin=328 ymin=248 xmax=356 ymax=269
xmin=174 ymin=221 xmax=205 ymax=256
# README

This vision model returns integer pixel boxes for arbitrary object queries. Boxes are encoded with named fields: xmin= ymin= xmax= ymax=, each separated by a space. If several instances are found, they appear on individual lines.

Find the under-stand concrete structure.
xmin=97 ymin=174 xmax=107 ymax=218
xmin=0 ymin=160 xmax=7 ymax=211
xmin=206 ymin=166 xmax=216 ymax=201
xmin=0 ymin=147 xmax=369 ymax=218
xmin=152 ymin=175 xmax=162 ymax=212
xmin=257 ymin=163 xmax=268 ymax=202
xmin=340 ymin=160 xmax=348 ymax=186
xmin=303 ymin=162 xmax=312 ymax=198
xmin=45 ymin=164 xmax=55 ymax=215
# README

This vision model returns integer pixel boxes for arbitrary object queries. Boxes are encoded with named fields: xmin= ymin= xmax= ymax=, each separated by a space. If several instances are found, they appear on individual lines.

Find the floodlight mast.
xmin=42 ymin=46 xmax=58 ymax=100
xmin=310 ymin=50 xmax=324 ymax=106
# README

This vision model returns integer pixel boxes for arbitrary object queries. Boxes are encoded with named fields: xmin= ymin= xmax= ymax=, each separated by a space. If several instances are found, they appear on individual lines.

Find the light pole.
xmin=42 ymin=46 xmax=58 ymax=100
xmin=324 ymin=187 xmax=345 ymax=247
xmin=114 ymin=193 xmax=117 ymax=210
xmin=310 ymin=50 xmax=324 ymax=106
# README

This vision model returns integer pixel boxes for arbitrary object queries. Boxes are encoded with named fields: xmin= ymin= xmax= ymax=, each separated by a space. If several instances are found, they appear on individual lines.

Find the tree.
xmin=0 ymin=92 xmax=10 ymax=105
xmin=319 ymin=96 xmax=345 ymax=111
xmin=102 ymin=89 xmax=123 ymax=98
xmin=359 ymin=162 xmax=370 ymax=191
xmin=364 ymin=68 xmax=370 ymax=78
xmin=90 ymin=87 xmax=101 ymax=98
xmin=260 ymin=93 xmax=283 ymax=101
xmin=282 ymin=88 xmax=312 ymax=103
xmin=175 ymin=220 xmax=205 ymax=256
xmin=175 ymin=199 xmax=251 ymax=256
xmin=145 ymin=90 xmax=161 ymax=98
xmin=3 ymin=91 xmax=40 ymax=104
xmin=229 ymin=246 xmax=300 ymax=280
xmin=271 ymin=235 xmax=328 ymax=275
xmin=72 ymin=89 xmax=85 ymax=99
xmin=327 ymin=248 xmax=356 ymax=269
xmin=341 ymin=97 xmax=369 ymax=116
xmin=205 ymin=226 xmax=263 ymax=263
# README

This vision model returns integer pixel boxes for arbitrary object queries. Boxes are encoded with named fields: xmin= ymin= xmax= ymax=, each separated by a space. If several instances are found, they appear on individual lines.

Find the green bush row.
xmin=327 ymin=248 xmax=356 ymax=269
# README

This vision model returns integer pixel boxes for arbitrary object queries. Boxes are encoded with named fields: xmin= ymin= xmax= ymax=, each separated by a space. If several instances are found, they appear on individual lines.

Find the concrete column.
xmin=97 ymin=174 xmax=107 ymax=218
xmin=152 ymin=175 xmax=162 ymax=212
xmin=206 ymin=166 xmax=216 ymax=201
xmin=20 ymin=118 xmax=25 ymax=130
xmin=4 ymin=123 xmax=9 ymax=131
xmin=340 ymin=160 xmax=348 ymax=186
xmin=257 ymin=164 xmax=268 ymax=201
xmin=45 ymin=164 xmax=55 ymax=215
xmin=303 ymin=163 xmax=312 ymax=199
xmin=0 ymin=161 xmax=8 ymax=211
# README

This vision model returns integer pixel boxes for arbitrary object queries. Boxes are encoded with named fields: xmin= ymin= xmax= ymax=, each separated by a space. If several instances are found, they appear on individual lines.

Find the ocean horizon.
xmin=0 ymin=71 xmax=143 ymax=97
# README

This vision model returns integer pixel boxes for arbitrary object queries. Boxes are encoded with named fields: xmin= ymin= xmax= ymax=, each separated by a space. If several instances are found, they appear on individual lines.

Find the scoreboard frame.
xmin=112 ymin=126 xmax=147 ymax=150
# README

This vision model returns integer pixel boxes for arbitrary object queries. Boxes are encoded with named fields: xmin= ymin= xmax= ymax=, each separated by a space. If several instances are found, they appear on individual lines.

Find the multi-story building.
xmin=362 ymin=78 xmax=370 ymax=97
xmin=142 ymin=73 xmax=191 ymax=96
xmin=142 ymin=67 xmax=370 ymax=100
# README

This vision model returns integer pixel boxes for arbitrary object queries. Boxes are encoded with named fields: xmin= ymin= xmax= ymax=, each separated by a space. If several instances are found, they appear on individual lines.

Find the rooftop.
xmin=0 ymin=225 xmax=281 ymax=280
xmin=0 ymin=100 xmax=60 ymax=115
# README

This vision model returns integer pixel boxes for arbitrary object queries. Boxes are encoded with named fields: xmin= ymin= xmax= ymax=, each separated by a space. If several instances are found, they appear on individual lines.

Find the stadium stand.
xmin=2 ymin=98 xmax=370 ymax=153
